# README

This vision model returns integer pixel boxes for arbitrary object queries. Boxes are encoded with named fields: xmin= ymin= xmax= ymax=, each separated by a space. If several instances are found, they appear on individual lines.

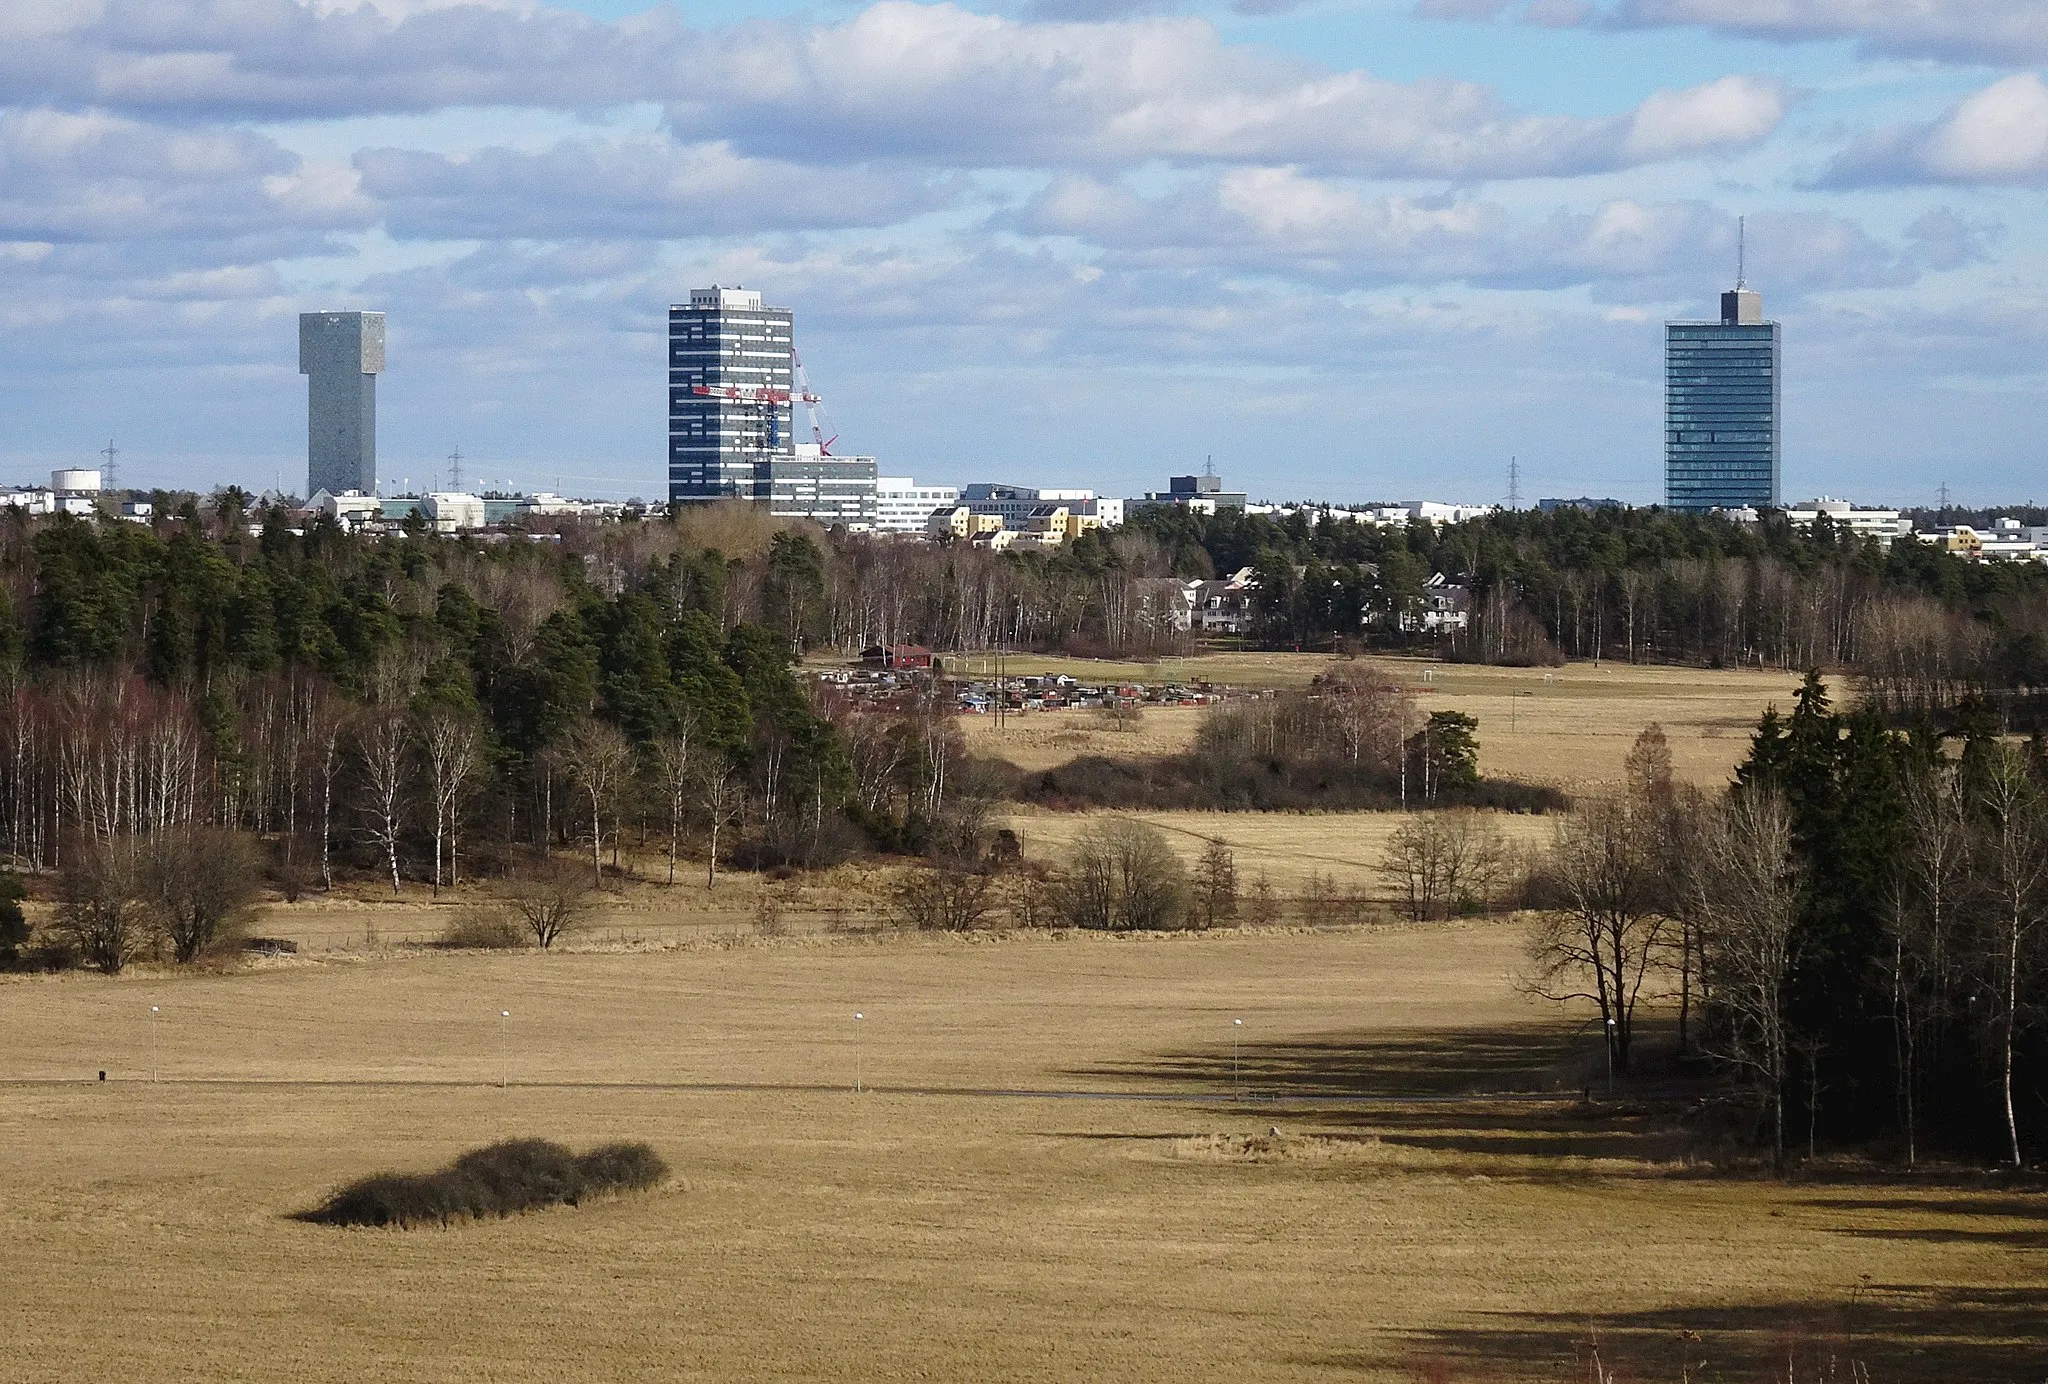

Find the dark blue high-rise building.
xmin=1664 ymin=284 xmax=1780 ymax=512
xmin=668 ymin=287 xmax=794 ymax=505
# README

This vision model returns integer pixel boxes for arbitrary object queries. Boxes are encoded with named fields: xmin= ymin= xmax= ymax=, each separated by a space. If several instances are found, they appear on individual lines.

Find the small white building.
xmin=309 ymin=489 xmax=384 ymax=528
xmin=422 ymin=492 xmax=486 ymax=533
xmin=1782 ymin=497 xmax=1912 ymax=546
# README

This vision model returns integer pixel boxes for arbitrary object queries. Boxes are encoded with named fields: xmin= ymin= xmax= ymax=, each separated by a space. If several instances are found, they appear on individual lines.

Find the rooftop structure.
xmin=1129 ymin=470 xmax=1246 ymax=515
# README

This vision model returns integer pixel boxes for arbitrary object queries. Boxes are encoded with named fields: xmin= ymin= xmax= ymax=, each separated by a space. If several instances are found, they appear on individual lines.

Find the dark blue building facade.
xmin=668 ymin=287 xmax=793 ymax=505
xmin=1664 ymin=287 xmax=1780 ymax=512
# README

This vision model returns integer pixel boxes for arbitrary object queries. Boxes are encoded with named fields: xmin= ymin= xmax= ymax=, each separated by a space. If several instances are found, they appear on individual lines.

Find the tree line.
xmin=0 ymin=501 xmax=999 ymax=971
xmin=1525 ymin=683 xmax=2048 ymax=1166
xmin=1124 ymin=504 xmax=2048 ymax=715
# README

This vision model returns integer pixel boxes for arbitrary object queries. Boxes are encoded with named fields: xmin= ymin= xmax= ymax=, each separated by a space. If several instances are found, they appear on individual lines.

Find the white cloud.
xmin=1825 ymin=74 xmax=2048 ymax=186
xmin=1617 ymin=0 xmax=2048 ymax=63
xmin=1620 ymin=74 xmax=1789 ymax=162
xmin=356 ymin=138 xmax=948 ymax=240
xmin=0 ymin=107 xmax=367 ymax=242
xmin=0 ymin=1 xmax=1789 ymax=179
xmin=669 ymin=4 xmax=1789 ymax=176
xmin=1015 ymin=169 xmax=1910 ymax=295
xmin=1437 ymin=0 xmax=2048 ymax=65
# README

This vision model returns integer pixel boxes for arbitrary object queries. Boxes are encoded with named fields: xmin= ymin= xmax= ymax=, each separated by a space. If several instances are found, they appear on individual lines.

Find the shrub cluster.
xmin=300 ymin=1138 xmax=667 ymax=1228
xmin=1008 ymin=751 xmax=1563 ymax=814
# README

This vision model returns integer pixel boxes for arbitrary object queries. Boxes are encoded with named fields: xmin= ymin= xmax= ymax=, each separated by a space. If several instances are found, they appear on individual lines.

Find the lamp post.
xmin=1605 ymin=1017 xmax=1616 ymax=1098
xmin=853 ymin=1012 xmax=864 ymax=1094
xmin=499 ymin=1010 xmax=510 ymax=1090
xmin=149 ymin=1005 xmax=160 ymax=1084
xmin=1232 ymin=1018 xmax=1243 ymax=1096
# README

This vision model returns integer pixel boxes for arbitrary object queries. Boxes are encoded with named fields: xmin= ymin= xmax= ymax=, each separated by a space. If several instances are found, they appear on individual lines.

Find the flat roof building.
xmin=1129 ymin=470 xmax=1246 ymax=516
xmin=1665 ymin=281 xmax=1780 ymax=512
xmin=301 ymin=311 xmax=384 ymax=499
xmin=770 ymin=444 xmax=877 ymax=528
xmin=877 ymin=478 xmax=959 ymax=533
xmin=668 ymin=287 xmax=793 ymax=505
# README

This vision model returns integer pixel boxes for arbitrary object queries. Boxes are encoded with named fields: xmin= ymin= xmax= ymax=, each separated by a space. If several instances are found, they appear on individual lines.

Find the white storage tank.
xmin=51 ymin=469 xmax=102 ymax=493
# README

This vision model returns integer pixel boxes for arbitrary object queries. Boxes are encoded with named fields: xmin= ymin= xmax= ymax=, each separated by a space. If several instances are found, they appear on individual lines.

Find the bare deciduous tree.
xmin=1690 ymin=787 xmax=1801 ymax=1165
xmin=645 ymin=713 xmax=698 ymax=886
xmin=1318 ymin=663 xmax=1407 ymax=769
xmin=1971 ymin=744 xmax=2048 ymax=1168
xmin=1051 ymin=818 xmax=1187 ymax=931
xmin=1192 ymin=837 xmax=1238 ymax=929
xmin=1526 ymin=790 xmax=1670 ymax=1076
xmin=140 ymin=827 xmax=259 ymax=964
xmin=353 ymin=708 xmax=413 ymax=894
xmin=1885 ymin=763 xmax=1970 ymax=1165
xmin=419 ymin=709 xmax=482 ymax=892
xmin=561 ymin=719 xmax=633 ymax=889
xmin=55 ymin=838 xmax=142 ymax=974
xmin=507 ymin=861 xmax=597 ymax=950
xmin=697 ymin=754 xmax=742 ymax=891
xmin=1379 ymin=809 xmax=1511 ymax=921
xmin=895 ymin=861 xmax=999 ymax=931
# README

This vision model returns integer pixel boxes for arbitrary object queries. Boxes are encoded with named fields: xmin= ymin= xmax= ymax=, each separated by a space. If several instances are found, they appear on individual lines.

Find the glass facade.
xmin=1664 ymin=312 xmax=1780 ymax=512
xmin=668 ymin=289 xmax=794 ymax=505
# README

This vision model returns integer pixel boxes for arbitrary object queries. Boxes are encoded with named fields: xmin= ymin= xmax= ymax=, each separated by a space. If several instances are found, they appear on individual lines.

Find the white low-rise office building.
xmin=876 ymin=478 xmax=960 ymax=533
xmin=1782 ymin=497 xmax=1912 ymax=546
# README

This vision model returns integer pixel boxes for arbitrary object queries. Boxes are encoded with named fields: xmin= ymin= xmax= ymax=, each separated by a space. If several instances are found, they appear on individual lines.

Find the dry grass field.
xmin=1005 ymin=809 xmax=1553 ymax=898
xmin=956 ymin=655 xmax=1805 ymax=791
xmin=4 ymin=926 xmax=2043 ymax=1383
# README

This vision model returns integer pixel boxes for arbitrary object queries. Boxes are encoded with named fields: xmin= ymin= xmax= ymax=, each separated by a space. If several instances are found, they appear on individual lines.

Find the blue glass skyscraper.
xmin=1664 ymin=284 xmax=1780 ymax=512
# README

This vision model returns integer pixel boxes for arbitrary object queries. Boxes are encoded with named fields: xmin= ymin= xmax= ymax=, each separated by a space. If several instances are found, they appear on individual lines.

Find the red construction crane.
xmin=686 ymin=384 xmax=819 ymax=405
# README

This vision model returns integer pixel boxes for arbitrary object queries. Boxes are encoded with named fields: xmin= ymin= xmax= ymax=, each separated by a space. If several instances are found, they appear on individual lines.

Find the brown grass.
xmin=2 ymin=924 xmax=2039 ymax=1382
xmin=954 ymin=656 xmax=1804 ymax=791
xmin=1006 ymin=808 xmax=1550 ymax=899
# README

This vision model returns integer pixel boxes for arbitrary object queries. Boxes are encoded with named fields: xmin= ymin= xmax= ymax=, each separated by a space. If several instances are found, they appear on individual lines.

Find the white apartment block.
xmin=876 ymin=478 xmax=959 ymax=533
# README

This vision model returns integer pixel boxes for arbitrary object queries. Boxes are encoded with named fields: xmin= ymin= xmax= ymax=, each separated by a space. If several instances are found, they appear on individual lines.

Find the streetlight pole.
xmin=1232 ymin=1018 xmax=1242 ymax=1096
xmin=499 ymin=1010 xmax=510 ymax=1090
xmin=149 ymin=1005 xmax=160 ymax=1084
xmin=1605 ymin=1018 xmax=1616 ymax=1098
xmin=853 ymin=1012 xmax=864 ymax=1093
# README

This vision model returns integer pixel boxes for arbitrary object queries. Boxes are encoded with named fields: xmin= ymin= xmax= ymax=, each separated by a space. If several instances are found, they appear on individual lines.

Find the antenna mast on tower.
xmin=1507 ymin=456 xmax=1520 ymax=511
xmin=1736 ymin=215 xmax=1747 ymax=290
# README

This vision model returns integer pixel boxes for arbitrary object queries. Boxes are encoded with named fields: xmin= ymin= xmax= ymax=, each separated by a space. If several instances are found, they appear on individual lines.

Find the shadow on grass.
xmin=1801 ymin=1192 xmax=2048 ymax=1251
xmin=1065 ymin=1020 xmax=1734 ymax=1170
xmin=1317 ymin=1286 xmax=2048 ymax=1383
xmin=1072 ymin=1023 xmax=1605 ymax=1100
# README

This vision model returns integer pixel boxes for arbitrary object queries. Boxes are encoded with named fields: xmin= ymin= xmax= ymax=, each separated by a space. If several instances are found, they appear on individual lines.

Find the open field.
xmin=1006 ymin=808 xmax=1553 ymax=897
xmin=957 ymin=656 xmax=1805 ymax=790
xmin=4 ymin=926 xmax=2042 ymax=1383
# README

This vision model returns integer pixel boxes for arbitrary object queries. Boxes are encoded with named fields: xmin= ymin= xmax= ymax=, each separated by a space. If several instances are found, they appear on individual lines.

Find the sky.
xmin=0 ymin=0 xmax=2043 ymax=506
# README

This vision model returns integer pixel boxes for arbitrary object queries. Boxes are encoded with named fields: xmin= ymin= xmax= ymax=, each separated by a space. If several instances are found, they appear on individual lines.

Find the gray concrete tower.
xmin=300 ymin=311 xmax=385 ymax=497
